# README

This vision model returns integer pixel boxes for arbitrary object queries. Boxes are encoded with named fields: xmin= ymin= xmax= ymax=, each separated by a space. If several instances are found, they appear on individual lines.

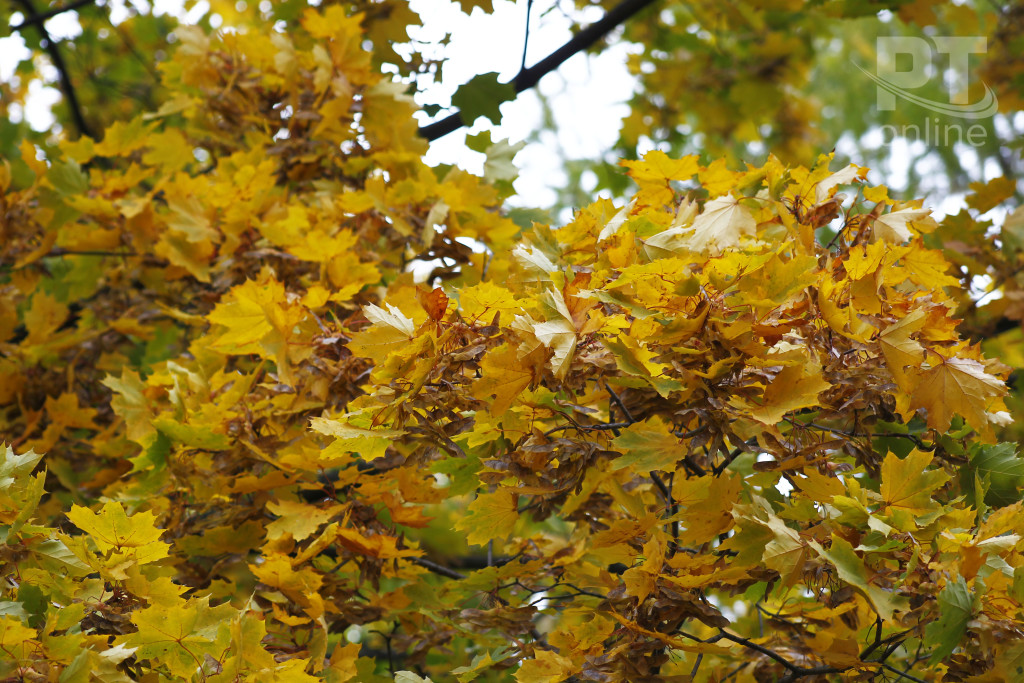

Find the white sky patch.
xmin=24 ymin=78 xmax=62 ymax=131
xmin=43 ymin=10 xmax=84 ymax=39
xmin=0 ymin=32 xmax=29 ymax=82
xmin=409 ymin=0 xmax=638 ymax=208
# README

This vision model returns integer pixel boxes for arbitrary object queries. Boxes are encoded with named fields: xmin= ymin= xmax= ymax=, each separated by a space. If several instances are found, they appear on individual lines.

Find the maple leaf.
xmin=23 ymin=292 xmax=69 ymax=346
xmin=119 ymin=596 xmax=236 ymax=678
xmin=472 ymin=343 xmax=535 ymax=414
xmin=67 ymin=501 xmax=169 ymax=563
xmin=685 ymin=195 xmax=757 ymax=253
xmin=221 ymin=608 xmax=278 ymax=675
xmin=812 ymin=535 xmax=905 ymax=620
xmin=606 ymin=335 xmax=683 ymax=398
xmin=348 ymin=303 xmax=418 ymax=364
xmin=265 ymin=498 xmax=342 ymax=541
xmin=879 ymin=450 xmax=949 ymax=517
xmin=0 ymin=615 xmax=37 ymax=652
xmin=454 ymin=488 xmax=519 ymax=546
xmin=512 ymin=313 xmax=577 ymax=379
xmin=878 ymin=309 xmax=927 ymax=392
xmin=457 ymin=282 xmax=522 ymax=321
xmin=0 ymin=444 xmax=44 ymax=491
xmin=734 ymin=359 xmax=831 ymax=425
xmin=910 ymin=353 xmax=1007 ymax=433
xmin=515 ymin=650 xmax=575 ymax=683
xmin=967 ymin=176 xmax=1016 ymax=214
xmin=452 ymin=73 xmax=514 ymax=126
xmin=325 ymin=642 xmax=361 ymax=682
xmin=814 ymin=163 xmax=866 ymax=202
xmin=923 ymin=577 xmax=974 ymax=664
xmin=610 ymin=417 xmax=681 ymax=473
xmin=621 ymin=151 xmax=700 ymax=205
xmin=873 ymin=207 xmax=932 ymax=242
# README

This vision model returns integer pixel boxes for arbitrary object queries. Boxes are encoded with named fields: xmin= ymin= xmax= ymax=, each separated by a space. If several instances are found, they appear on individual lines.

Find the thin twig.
xmin=519 ymin=0 xmax=533 ymax=74
xmin=786 ymin=418 xmax=936 ymax=452
xmin=418 ymin=0 xmax=659 ymax=141
xmin=879 ymin=662 xmax=927 ymax=683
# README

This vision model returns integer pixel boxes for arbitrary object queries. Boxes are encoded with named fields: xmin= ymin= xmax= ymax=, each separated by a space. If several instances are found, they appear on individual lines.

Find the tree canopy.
xmin=2 ymin=1 xmax=1024 ymax=681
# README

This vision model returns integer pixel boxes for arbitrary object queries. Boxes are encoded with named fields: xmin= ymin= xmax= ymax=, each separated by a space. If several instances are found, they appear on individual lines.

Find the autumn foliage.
xmin=3 ymin=2 xmax=1024 ymax=682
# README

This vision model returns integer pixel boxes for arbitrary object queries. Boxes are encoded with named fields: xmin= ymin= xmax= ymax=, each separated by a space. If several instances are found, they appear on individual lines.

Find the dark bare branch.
xmin=418 ymin=0 xmax=659 ymax=141
xmin=9 ymin=0 xmax=94 ymax=31
xmin=13 ymin=0 xmax=94 ymax=138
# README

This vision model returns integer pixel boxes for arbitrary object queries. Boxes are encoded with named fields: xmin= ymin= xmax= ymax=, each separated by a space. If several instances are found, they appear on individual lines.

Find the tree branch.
xmin=418 ymin=0 xmax=659 ymax=141
xmin=714 ymin=630 xmax=844 ymax=681
xmin=410 ymin=556 xmax=466 ymax=580
xmin=13 ymin=0 xmax=94 ymax=139
xmin=879 ymin=663 xmax=927 ymax=683
xmin=9 ymin=0 xmax=94 ymax=31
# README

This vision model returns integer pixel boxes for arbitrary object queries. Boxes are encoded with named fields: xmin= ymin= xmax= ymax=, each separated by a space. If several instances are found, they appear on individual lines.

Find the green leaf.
xmin=610 ymin=417 xmax=680 ymax=474
xmin=451 ymin=73 xmax=515 ymax=126
xmin=962 ymin=442 xmax=1024 ymax=507
xmin=813 ymin=535 xmax=905 ymax=620
xmin=924 ymin=577 xmax=973 ymax=664
xmin=46 ymin=160 xmax=88 ymax=197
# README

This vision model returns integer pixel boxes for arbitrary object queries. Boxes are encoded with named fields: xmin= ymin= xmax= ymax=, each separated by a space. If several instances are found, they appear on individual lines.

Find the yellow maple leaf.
xmin=967 ymin=176 xmax=1016 ymax=214
xmin=737 ymin=359 xmax=831 ymax=425
xmin=334 ymin=527 xmax=421 ymax=560
xmin=910 ymin=352 xmax=1006 ymax=433
xmin=120 ymin=596 xmax=236 ymax=678
xmin=621 ymin=150 xmax=699 ymax=206
xmin=472 ymin=343 xmax=534 ymax=415
xmin=515 ymin=650 xmax=575 ymax=683
xmin=325 ymin=642 xmax=361 ymax=682
xmin=458 ymin=281 xmax=522 ymax=321
xmin=265 ymin=499 xmax=343 ymax=541
xmin=347 ymin=303 xmax=417 ymax=364
xmin=250 ymin=554 xmax=324 ymax=617
xmin=24 ymin=292 xmax=69 ymax=346
xmin=699 ymin=158 xmax=741 ymax=197
xmin=67 ymin=501 xmax=169 ymax=563
xmin=814 ymin=163 xmax=866 ymax=202
xmin=898 ymin=246 xmax=961 ymax=290
xmin=878 ymin=309 xmax=927 ymax=393
xmin=207 ymin=278 xmax=282 ymax=352
xmin=0 ymin=615 xmax=37 ymax=651
xmin=879 ymin=450 xmax=949 ymax=516
xmin=453 ymin=487 xmax=519 ymax=546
